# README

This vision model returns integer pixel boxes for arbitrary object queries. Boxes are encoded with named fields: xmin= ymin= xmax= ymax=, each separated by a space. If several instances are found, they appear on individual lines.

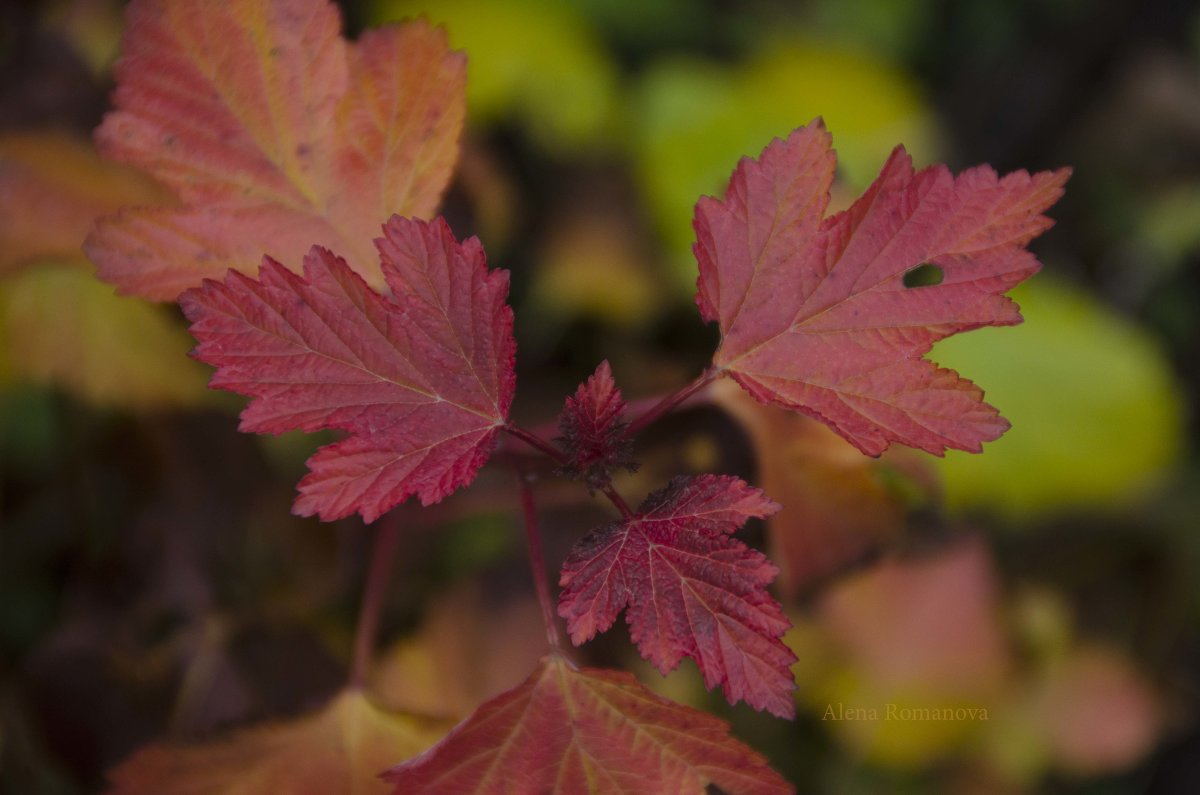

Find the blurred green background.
xmin=2 ymin=0 xmax=1198 ymax=792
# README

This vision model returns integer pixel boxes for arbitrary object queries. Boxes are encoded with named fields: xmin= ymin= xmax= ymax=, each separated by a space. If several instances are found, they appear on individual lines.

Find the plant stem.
xmin=624 ymin=367 xmax=721 ymax=437
xmin=515 ymin=470 xmax=561 ymax=650
xmin=504 ymin=423 xmax=569 ymax=466
xmin=350 ymin=512 xmax=402 ymax=688
xmin=602 ymin=485 xmax=633 ymax=518
xmin=504 ymin=423 xmax=634 ymax=518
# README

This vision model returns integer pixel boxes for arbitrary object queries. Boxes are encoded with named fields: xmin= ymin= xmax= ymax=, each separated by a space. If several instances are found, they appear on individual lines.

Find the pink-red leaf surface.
xmin=695 ymin=119 xmax=1070 ymax=456
xmin=383 ymin=655 xmax=792 ymax=795
xmin=180 ymin=215 xmax=515 ymax=523
xmin=86 ymin=0 xmax=465 ymax=300
xmin=558 ymin=475 xmax=796 ymax=717
xmin=556 ymin=360 xmax=635 ymax=489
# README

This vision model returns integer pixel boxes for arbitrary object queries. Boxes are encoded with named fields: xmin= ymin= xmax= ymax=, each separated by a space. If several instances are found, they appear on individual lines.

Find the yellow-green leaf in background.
xmin=369 ymin=0 xmax=618 ymax=153
xmin=631 ymin=39 xmax=938 ymax=290
xmin=932 ymin=278 xmax=1184 ymax=518
xmin=0 ymin=264 xmax=209 ymax=409
xmin=0 ymin=132 xmax=212 ymax=410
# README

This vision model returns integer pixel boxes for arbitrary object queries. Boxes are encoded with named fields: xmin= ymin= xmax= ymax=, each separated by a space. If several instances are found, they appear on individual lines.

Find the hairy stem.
xmin=504 ymin=423 xmax=634 ymax=518
xmin=516 ymin=470 xmax=562 ymax=649
xmin=350 ymin=513 xmax=402 ymax=688
xmin=625 ymin=367 xmax=721 ymax=437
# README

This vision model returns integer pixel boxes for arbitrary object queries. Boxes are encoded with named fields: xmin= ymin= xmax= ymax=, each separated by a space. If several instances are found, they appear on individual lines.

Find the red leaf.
xmin=556 ymin=360 xmax=636 ymax=490
xmin=695 ymin=120 xmax=1070 ymax=456
xmin=558 ymin=475 xmax=796 ymax=717
xmin=383 ymin=655 xmax=793 ymax=794
xmin=86 ymin=0 xmax=465 ymax=300
xmin=180 ymin=215 xmax=515 ymax=523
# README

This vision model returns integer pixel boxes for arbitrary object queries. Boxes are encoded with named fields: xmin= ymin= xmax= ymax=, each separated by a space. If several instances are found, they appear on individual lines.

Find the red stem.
xmin=504 ymin=423 xmax=569 ymax=466
xmin=602 ymin=486 xmax=633 ymax=518
xmin=515 ymin=471 xmax=561 ymax=650
xmin=503 ymin=423 xmax=632 ymax=518
xmin=624 ymin=367 xmax=721 ymax=437
xmin=350 ymin=513 xmax=402 ymax=688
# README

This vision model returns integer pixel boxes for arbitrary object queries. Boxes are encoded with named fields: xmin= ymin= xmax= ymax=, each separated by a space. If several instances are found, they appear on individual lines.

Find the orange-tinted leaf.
xmin=106 ymin=689 xmax=446 ymax=795
xmin=370 ymin=580 xmax=548 ymax=719
xmin=87 ymin=0 xmax=465 ymax=299
xmin=180 ymin=216 xmax=516 ymax=522
xmin=0 ymin=132 xmax=168 ymax=273
xmin=383 ymin=655 xmax=792 ymax=794
xmin=696 ymin=120 xmax=1069 ymax=455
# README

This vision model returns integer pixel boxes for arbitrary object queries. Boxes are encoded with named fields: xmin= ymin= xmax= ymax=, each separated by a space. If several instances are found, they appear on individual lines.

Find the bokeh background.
xmin=2 ymin=0 xmax=1198 ymax=792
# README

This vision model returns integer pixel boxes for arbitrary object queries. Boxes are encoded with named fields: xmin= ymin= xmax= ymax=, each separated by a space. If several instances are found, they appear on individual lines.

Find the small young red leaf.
xmin=556 ymin=360 xmax=636 ymax=490
xmin=695 ymin=119 xmax=1070 ymax=456
xmin=558 ymin=475 xmax=796 ymax=717
xmin=180 ymin=215 xmax=515 ymax=523
xmin=383 ymin=655 xmax=793 ymax=794
xmin=86 ymin=0 xmax=465 ymax=300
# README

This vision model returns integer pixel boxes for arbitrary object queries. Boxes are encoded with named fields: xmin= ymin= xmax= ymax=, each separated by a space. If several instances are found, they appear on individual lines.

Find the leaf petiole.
xmin=503 ymin=423 xmax=569 ymax=465
xmin=624 ymin=367 xmax=721 ymax=437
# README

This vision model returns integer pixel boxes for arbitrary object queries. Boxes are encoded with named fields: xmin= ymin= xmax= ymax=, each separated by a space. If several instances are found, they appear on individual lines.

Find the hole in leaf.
xmin=903 ymin=263 xmax=944 ymax=288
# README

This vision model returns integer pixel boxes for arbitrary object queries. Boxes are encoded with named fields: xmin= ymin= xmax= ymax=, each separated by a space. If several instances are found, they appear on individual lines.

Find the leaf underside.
xmin=695 ymin=119 xmax=1070 ymax=456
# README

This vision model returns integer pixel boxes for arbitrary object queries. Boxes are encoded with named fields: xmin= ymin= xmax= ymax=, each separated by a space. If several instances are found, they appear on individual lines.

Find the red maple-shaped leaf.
xmin=558 ymin=475 xmax=796 ymax=717
xmin=86 ymin=0 xmax=465 ymax=300
xmin=180 ymin=215 xmax=515 ymax=523
xmin=556 ymin=360 xmax=636 ymax=490
xmin=695 ymin=120 xmax=1070 ymax=456
xmin=383 ymin=655 xmax=793 ymax=794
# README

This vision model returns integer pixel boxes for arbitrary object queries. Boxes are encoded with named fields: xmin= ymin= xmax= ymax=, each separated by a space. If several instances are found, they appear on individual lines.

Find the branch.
xmin=515 ymin=470 xmax=561 ymax=650
xmin=350 ymin=512 xmax=402 ymax=688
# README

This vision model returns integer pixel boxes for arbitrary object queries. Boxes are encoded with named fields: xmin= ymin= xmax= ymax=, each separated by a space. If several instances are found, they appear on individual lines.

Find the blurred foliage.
xmin=788 ymin=540 xmax=1161 ymax=780
xmin=369 ymin=0 xmax=619 ymax=153
xmin=0 ymin=264 xmax=210 ymax=409
xmin=933 ymin=278 xmax=1184 ymax=518
xmin=0 ymin=131 xmax=210 ymax=410
xmin=3 ymin=0 xmax=1200 ymax=793
xmin=631 ymin=40 xmax=937 ymax=288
